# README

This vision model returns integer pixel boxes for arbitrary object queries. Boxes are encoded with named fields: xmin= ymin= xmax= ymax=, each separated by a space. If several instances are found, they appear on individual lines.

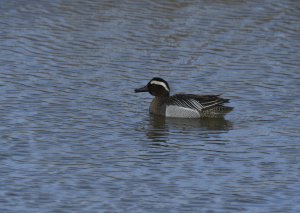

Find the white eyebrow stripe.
xmin=150 ymin=80 xmax=169 ymax=92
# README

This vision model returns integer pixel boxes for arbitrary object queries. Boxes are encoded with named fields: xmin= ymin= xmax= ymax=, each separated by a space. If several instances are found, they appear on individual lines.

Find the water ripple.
xmin=1 ymin=0 xmax=300 ymax=212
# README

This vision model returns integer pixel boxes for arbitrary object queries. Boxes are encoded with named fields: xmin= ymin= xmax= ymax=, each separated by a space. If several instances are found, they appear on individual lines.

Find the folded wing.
xmin=167 ymin=94 xmax=230 ymax=112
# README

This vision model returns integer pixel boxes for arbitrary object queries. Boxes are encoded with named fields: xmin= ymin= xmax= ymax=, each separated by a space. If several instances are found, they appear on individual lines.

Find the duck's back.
xmin=164 ymin=94 xmax=233 ymax=118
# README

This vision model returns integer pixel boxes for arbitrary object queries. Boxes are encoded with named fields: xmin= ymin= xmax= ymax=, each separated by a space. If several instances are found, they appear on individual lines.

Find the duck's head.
xmin=135 ymin=77 xmax=170 ymax=97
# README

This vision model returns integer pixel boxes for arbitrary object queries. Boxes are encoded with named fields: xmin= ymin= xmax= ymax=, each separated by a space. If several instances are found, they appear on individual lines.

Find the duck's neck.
xmin=149 ymin=96 xmax=168 ymax=116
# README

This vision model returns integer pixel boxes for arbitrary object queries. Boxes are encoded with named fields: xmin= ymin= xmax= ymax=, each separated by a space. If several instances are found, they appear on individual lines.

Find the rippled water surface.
xmin=1 ymin=0 xmax=300 ymax=212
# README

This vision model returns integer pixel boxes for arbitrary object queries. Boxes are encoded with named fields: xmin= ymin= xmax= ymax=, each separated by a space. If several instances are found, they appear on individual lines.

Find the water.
xmin=1 ymin=0 xmax=300 ymax=212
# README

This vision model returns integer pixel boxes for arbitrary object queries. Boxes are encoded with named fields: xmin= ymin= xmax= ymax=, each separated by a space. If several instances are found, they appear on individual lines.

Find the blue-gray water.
xmin=1 ymin=0 xmax=300 ymax=212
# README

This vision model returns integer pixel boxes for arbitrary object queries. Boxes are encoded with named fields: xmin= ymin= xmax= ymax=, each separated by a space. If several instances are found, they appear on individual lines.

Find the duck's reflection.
xmin=146 ymin=115 xmax=169 ymax=143
xmin=146 ymin=114 xmax=233 ymax=142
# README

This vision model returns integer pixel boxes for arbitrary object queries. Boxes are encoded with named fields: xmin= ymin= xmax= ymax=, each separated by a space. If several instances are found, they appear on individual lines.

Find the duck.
xmin=134 ymin=77 xmax=233 ymax=118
